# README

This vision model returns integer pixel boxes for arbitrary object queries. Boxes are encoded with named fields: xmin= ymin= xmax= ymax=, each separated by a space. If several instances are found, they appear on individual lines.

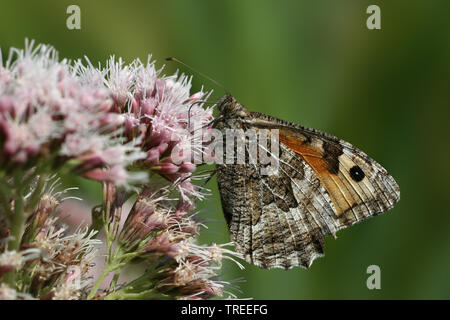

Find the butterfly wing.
xmin=216 ymin=112 xmax=400 ymax=269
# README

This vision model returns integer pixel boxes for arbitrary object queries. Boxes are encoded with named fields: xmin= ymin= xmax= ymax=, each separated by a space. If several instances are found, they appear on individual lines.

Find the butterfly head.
xmin=217 ymin=94 xmax=247 ymax=118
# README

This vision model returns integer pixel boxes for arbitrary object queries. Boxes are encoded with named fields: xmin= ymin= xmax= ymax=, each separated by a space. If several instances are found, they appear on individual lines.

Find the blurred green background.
xmin=1 ymin=0 xmax=449 ymax=299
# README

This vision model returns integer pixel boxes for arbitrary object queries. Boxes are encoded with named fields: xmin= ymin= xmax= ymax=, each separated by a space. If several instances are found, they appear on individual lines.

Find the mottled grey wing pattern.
xmin=216 ymin=113 xmax=400 ymax=269
xmin=217 ymin=142 xmax=333 ymax=269
xmin=214 ymin=95 xmax=400 ymax=269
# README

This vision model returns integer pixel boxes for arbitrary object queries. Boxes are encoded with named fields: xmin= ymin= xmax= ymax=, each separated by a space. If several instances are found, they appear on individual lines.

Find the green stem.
xmin=109 ymin=270 xmax=121 ymax=292
xmin=107 ymin=249 xmax=144 ymax=292
xmin=105 ymin=288 xmax=169 ymax=300
xmin=4 ymin=173 xmax=25 ymax=286
xmin=9 ymin=177 xmax=25 ymax=251
xmin=9 ymin=198 xmax=24 ymax=251
xmin=0 ymin=175 xmax=12 ymax=212
xmin=87 ymin=264 xmax=113 ymax=300
xmin=87 ymin=247 xmax=127 ymax=299
xmin=8 ymin=171 xmax=46 ymax=252
xmin=24 ymin=173 xmax=47 ymax=212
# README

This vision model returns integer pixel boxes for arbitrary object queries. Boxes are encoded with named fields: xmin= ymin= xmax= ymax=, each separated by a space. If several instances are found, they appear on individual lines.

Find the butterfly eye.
xmin=349 ymin=165 xmax=365 ymax=182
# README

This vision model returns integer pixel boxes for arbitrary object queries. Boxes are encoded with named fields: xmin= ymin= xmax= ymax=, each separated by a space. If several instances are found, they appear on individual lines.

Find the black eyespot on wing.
xmin=349 ymin=165 xmax=365 ymax=182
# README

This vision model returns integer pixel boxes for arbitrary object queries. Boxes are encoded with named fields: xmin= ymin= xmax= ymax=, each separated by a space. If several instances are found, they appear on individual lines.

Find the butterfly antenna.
xmin=166 ymin=57 xmax=228 ymax=92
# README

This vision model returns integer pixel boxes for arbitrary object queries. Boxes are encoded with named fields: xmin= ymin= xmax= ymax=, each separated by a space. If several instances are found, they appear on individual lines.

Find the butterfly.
xmin=213 ymin=94 xmax=400 ymax=270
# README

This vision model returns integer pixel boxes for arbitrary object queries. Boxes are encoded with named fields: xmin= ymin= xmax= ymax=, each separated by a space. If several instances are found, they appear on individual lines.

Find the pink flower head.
xmin=97 ymin=55 xmax=214 ymax=198
xmin=0 ymin=40 xmax=147 ymax=188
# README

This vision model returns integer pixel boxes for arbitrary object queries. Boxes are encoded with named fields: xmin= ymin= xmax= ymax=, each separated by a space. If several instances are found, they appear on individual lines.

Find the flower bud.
xmin=154 ymin=163 xmax=179 ymax=175
xmin=22 ymin=194 xmax=59 ymax=244
xmin=179 ymin=162 xmax=196 ymax=173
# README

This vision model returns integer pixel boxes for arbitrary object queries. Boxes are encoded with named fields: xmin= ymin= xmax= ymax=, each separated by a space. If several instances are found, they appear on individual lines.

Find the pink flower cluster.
xmin=1 ymin=41 xmax=213 ymax=192
xmin=120 ymin=188 xmax=242 ymax=299
xmin=96 ymin=56 xmax=214 ymax=197
xmin=0 ymin=41 xmax=243 ymax=300
xmin=0 ymin=41 xmax=145 ymax=186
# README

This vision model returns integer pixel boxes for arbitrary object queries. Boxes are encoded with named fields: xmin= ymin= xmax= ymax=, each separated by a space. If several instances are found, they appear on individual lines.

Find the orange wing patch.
xmin=279 ymin=129 xmax=357 ymax=217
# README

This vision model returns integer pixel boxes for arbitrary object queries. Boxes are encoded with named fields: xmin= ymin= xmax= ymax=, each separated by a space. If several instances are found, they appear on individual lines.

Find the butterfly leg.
xmin=199 ymin=168 xmax=217 ymax=188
